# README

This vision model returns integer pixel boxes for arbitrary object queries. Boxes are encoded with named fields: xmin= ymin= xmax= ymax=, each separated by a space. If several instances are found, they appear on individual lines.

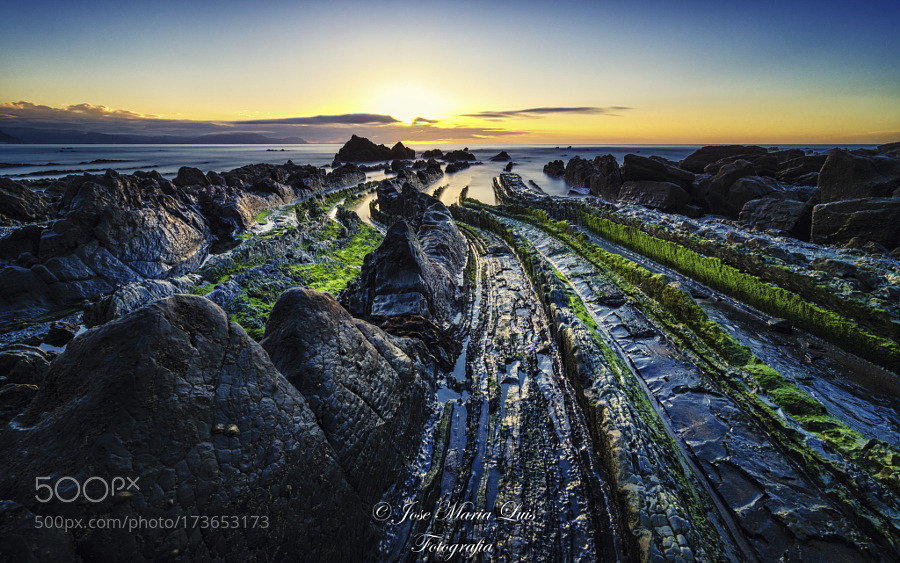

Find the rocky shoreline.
xmin=1 ymin=138 xmax=900 ymax=561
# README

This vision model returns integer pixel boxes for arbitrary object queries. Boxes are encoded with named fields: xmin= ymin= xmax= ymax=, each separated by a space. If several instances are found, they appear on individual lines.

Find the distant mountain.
xmin=0 ymin=129 xmax=26 ymax=143
xmin=0 ymin=127 xmax=307 ymax=144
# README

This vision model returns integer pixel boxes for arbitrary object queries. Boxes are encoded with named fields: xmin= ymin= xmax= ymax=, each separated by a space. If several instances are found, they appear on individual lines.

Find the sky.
xmin=1 ymin=0 xmax=899 ymax=144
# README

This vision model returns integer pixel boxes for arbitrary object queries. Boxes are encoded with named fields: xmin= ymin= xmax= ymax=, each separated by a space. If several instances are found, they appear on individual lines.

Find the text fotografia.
xmin=373 ymin=499 xmax=539 ymax=525
xmin=35 ymin=476 xmax=139 ymax=503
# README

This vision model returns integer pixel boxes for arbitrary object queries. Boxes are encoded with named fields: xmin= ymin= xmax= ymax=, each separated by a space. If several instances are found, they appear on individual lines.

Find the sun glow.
xmin=369 ymin=83 xmax=451 ymax=125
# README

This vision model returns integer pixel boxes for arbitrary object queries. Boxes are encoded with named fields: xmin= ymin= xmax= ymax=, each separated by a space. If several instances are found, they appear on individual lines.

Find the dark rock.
xmin=0 ymin=501 xmax=80 ymax=562
xmin=422 ymin=149 xmax=443 ymax=158
xmin=0 ymin=382 xmax=38 ymax=419
xmin=490 ymin=151 xmax=511 ymax=161
xmin=679 ymin=145 xmax=768 ymax=174
xmin=345 ymin=220 xmax=458 ymax=323
xmin=704 ymin=153 xmax=778 ymax=177
xmin=695 ymin=159 xmax=759 ymax=216
xmin=777 ymin=155 xmax=827 ymax=185
xmin=262 ymin=288 xmax=430 ymax=504
xmin=504 ymin=161 xmax=514 ymax=172
xmin=335 ymin=134 xmax=409 ymax=162
xmin=544 ymin=160 xmax=566 ymax=177
xmin=618 ymin=181 xmax=690 ymax=213
xmin=621 ymin=154 xmax=694 ymax=189
xmin=739 ymin=198 xmax=812 ymax=240
xmin=876 ymin=141 xmax=900 ymax=158
xmin=44 ymin=321 xmax=78 ymax=347
xmin=390 ymin=141 xmax=415 ymax=160
xmin=0 ymin=295 xmax=376 ymax=561
xmin=0 ymin=345 xmax=51 ymax=385
xmin=172 ymin=166 xmax=210 ymax=187
xmin=817 ymin=149 xmax=900 ymax=203
xmin=446 ymin=160 xmax=471 ymax=174
xmin=0 ymin=178 xmax=49 ymax=223
xmin=82 ymin=274 xmax=201 ymax=327
xmin=811 ymin=198 xmax=900 ymax=249
xmin=442 ymin=150 xmax=477 ymax=162
xmin=565 ymin=155 xmax=623 ymax=201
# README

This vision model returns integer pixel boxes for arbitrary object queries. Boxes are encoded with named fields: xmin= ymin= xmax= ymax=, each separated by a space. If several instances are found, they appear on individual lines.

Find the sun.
xmin=369 ymin=83 xmax=450 ymax=124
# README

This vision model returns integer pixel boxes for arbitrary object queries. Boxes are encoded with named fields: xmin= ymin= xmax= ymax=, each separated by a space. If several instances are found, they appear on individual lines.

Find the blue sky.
xmin=2 ymin=0 xmax=898 ymax=143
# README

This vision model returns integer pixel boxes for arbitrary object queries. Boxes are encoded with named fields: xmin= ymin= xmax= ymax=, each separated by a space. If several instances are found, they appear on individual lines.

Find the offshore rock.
xmin=544 ymin=160 xmax=566 ymax=177
xmin=817 ymin=149 xmax=900 ymax=203
xmin=490 ymin=150 xmax=511 ymax=161
xmin=442 ymin=149 xmax=477 ymax=162
xmin=262 ymin=288 xmax=430 ymax=504
xmin=811 ymin=197 xmax=900 ymax=249
xmin=334 ymin=135 xmax=413 ymax=162
xmin=0 ymin=295 xmax=375 ymax=561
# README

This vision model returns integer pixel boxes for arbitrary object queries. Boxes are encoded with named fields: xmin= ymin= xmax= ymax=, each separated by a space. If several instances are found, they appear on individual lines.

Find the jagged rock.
xmin=262 ymin=288 xmax=430 ymax=504
xmin=442 ymin=150 xmax=477 ymax=162
xmin=544 ymin=160 xmax=566 ymax=177
xmin=621 ymin=154 xmax=694 ymax=189
xmin=704 ymin=153 xmax=778 ymax=177
xmin=172 ymin=166 xmax=210 ymax=187
xmin=490 ymin=151 xmax=511 ymax=161
xmin=740 ymin=198 xmax=812 ymax=239
xmin=446 ymin=160 xmax=470 ymax=173
xmin=345 ymin=221 xmax=457 ymax=323
xmin=777 ymin=155 xmax=827 ymax=186
xmin=0 ymin=345 xmax=52 ymax=386
xmin=565 ymin=155 xmax=623 ymax=201
xmin=817 ymin=149 xmax=900 ymax=203
xmin=390 ymin=141 xmax=415 ymax=160
xmin=618 ymin=181 xmax=690 ymax=213
xmin=679 ymin=145 xmax=768 ymax=174
xmin=0 ymin=295 xmax=376 ymax=561
xmin=334 ymin=135 xmax=411 ymax=162
xmin=811 ymin=198 xmax=900 ymax=249
xmin=82 ymin=274 xmax=202 ymax=326
xmin=695 ymin=159 xmax=759 ymax=216
xmin=0 ymin=178 xmax=49 ymax=223
xmin=0 ymin=171 xmax=210 ymax=326
xmin=422 ymin=149 xmax=443 ymax=158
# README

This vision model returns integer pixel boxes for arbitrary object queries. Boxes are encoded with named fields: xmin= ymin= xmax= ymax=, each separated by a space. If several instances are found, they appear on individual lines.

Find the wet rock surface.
xmin=0 ymin=295 xmax=379 ymax=561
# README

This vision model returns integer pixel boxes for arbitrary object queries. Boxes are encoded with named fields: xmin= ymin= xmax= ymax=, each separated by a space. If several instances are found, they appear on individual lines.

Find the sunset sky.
xmin=1 ymin=0 xmax=898 ymax=144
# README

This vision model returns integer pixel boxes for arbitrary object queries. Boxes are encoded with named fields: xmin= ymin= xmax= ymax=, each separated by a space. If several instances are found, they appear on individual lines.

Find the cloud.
xmin=0 ymin=101 xmax=151 ymax=120
xmin=0 ymin=100 xmax=532 ymax=143
xmin=461 ymin=106 xmax=631 ymax=120
xmin=236 ymin=113 xmax=400 ymax=125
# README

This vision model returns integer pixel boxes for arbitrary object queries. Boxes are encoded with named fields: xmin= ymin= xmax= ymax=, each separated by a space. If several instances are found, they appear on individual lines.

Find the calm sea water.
xmin=0 ymin=143 xmax=876 ymax=206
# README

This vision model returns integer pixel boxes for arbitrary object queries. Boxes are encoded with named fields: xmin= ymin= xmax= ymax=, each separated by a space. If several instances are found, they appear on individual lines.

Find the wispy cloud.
xmin=235 ymin=113 xmax=400 ymax=125
xmin=0 ymin=101 xmax=153 ymax=120
xmin=461 ymin=106 xmax=631 ymax=120
xmin=0 ymin=101 xmax=533 ymax=143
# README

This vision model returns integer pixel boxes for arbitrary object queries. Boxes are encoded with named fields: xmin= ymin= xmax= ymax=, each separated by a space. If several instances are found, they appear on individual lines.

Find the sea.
xmin=0 ymin=143 xmax=877 ymax=208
